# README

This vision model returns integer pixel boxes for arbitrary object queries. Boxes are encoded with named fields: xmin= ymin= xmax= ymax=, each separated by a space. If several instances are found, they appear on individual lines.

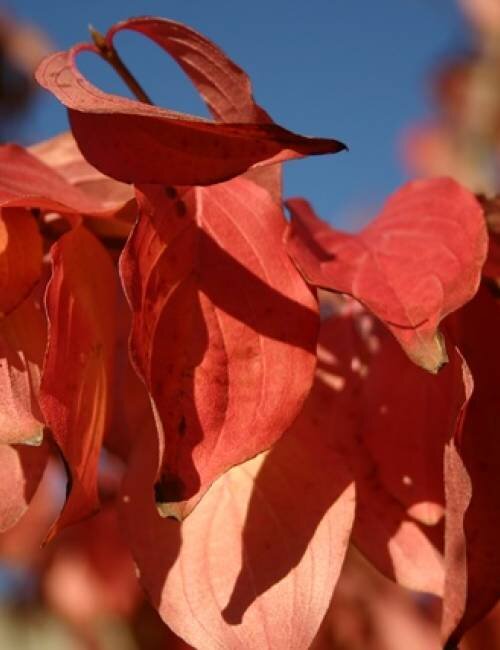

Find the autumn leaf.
xmin=43 ymin=503 xmax=141 ymax=628
xmin=35 ymin=29 xmax=345 ymax=187
xmin=40 ymin=226 xmax=117 ymax=539
xmin=297 ymin=303 xmax=465 ymax=597
xmin=0 ymin=143 xmax=124 ymax=217
xmin=442 ymin=283 xmax=500 ymax=647
xmin=106 ymin=17 xmax=283 ymax=202
xmin=0 ymin=208 xmax=42 ymax=316
xmin=120 ymin=177 xmax=318 ymax=519
xmin=120 ymin=386 xmax=355 ymax=650
xmin=107 ymin=17 xmax=272 ymax=124
xmin=286 ymin=178 xmax=487 ymax=372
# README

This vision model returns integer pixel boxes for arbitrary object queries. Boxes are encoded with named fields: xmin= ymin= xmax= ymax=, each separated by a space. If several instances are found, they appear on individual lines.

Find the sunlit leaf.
xmin=286 ymin=178 xmax=487 ymax=372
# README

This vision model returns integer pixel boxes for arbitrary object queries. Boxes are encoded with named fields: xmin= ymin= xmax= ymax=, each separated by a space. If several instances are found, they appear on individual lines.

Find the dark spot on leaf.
xmin=175 ymin=200 xmax=187 ymax=218
xmin=164 ymin=186 xmax=177 ymax=199
xmin=443 ymin=641 xmax=459 ymax=650
xmin=154 ymin=471 xmax=186 ymax=503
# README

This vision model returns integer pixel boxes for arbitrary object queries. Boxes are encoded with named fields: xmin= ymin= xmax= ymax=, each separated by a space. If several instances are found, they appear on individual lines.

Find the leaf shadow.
xmin=221 ymin=389 xmax=353 ymax=624
xmin=135 ymin=186 xmax=319 ymax=512
xmin=222 ymin=311 xmax=456 ymax=624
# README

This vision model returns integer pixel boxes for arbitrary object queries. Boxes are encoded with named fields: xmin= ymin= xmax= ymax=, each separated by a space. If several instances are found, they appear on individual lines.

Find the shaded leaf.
xmin=120 ymin=390 xmax=355 ymax=650
xmin=349 ymin=318 xmax=469 ymax=596
xmin=304 ymin=301 xmax=469 ymax=597
xmin=40 ymin=226 xmax=117 ymax=538
xmin=0 ymin=208 xmax=42 ymax=315
xmin=119 ymin=177 xmax=318 ymax=519
xmin=107 ymin=17 xmax=283 ymax=202
xmin=286 ymin=178 xmax=487 ymax=372
xmin=35 ymin=41 xmax=345 ymax=187
xmin=442 ymin=283 xmax=500 ymax=645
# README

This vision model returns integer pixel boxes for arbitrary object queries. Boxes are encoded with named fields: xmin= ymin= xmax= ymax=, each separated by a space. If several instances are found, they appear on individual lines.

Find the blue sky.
xmin=9 ymin=0 xmax=468 ymax=228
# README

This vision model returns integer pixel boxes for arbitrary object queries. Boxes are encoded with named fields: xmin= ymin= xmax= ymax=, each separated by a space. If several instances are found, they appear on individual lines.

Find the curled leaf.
xmin=35 ymin=36 xmax=345 ymax=186
xmin=107 ymin=17 xmax=272 ymax=124
xmin=40 ymin=226 xmax=117 ymax=538
xmin=303 ymin=306 xmax=462 ymax=597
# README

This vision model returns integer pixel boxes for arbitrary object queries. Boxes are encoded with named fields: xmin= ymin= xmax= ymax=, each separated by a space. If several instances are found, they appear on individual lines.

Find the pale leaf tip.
xmin=156 ymin=501 xmax=184 ymax=523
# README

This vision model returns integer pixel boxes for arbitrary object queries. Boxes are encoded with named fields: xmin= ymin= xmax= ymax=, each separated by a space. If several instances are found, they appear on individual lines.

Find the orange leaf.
xmin=0 ymin=208 xmax=42 ymax=315
xmin=40 ymin=226 xmax=117 ymax=538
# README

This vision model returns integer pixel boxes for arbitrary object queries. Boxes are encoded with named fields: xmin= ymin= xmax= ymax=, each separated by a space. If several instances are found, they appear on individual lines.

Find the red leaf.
xmin=0 ymin=441 xmax=49 ymax=533
xmin=0 ymin=293 xmax=47 ymax=444
xmin=0 ymin=208 xmax=42 ymax=315
xmin=120 ymin=393 xmax=355 ymax=650
xmin=40 ymin=226 xmax=117 ymax=538
xmin=35 ymin=37 xmax=345 ymax=187
xmin=107 ymin=17 xmax=272 ymax=124
xmin=0 ymin=143 xmax=122 ymax=217
xmin=483 ymin=230 xmax=500 ymax=284
xmin=286 ymin=178 xmax=487 ymax=372
xmin=442 ymin=283 xmax=500 ymax=646
xmin=119 ymin=177 xmax=318 ymax=519
xmin=106 ymin=17 xmax=283 ymax=202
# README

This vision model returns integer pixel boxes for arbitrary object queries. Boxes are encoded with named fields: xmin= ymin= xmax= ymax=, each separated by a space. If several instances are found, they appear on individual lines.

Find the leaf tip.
xmin=156 ymin=501 xmax=184 ymax=523
xmin=406 ymin=329 xmax=449 ymax=374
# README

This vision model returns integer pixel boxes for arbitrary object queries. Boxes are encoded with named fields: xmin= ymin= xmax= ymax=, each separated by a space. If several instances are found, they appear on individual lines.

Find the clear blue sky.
xmin=9 ymin=0 xmax=468 ymax=228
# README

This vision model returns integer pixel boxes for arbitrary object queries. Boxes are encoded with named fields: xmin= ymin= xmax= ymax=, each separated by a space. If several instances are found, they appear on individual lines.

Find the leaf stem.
xmin=89 ymin=25 xmax=153 ymax=105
